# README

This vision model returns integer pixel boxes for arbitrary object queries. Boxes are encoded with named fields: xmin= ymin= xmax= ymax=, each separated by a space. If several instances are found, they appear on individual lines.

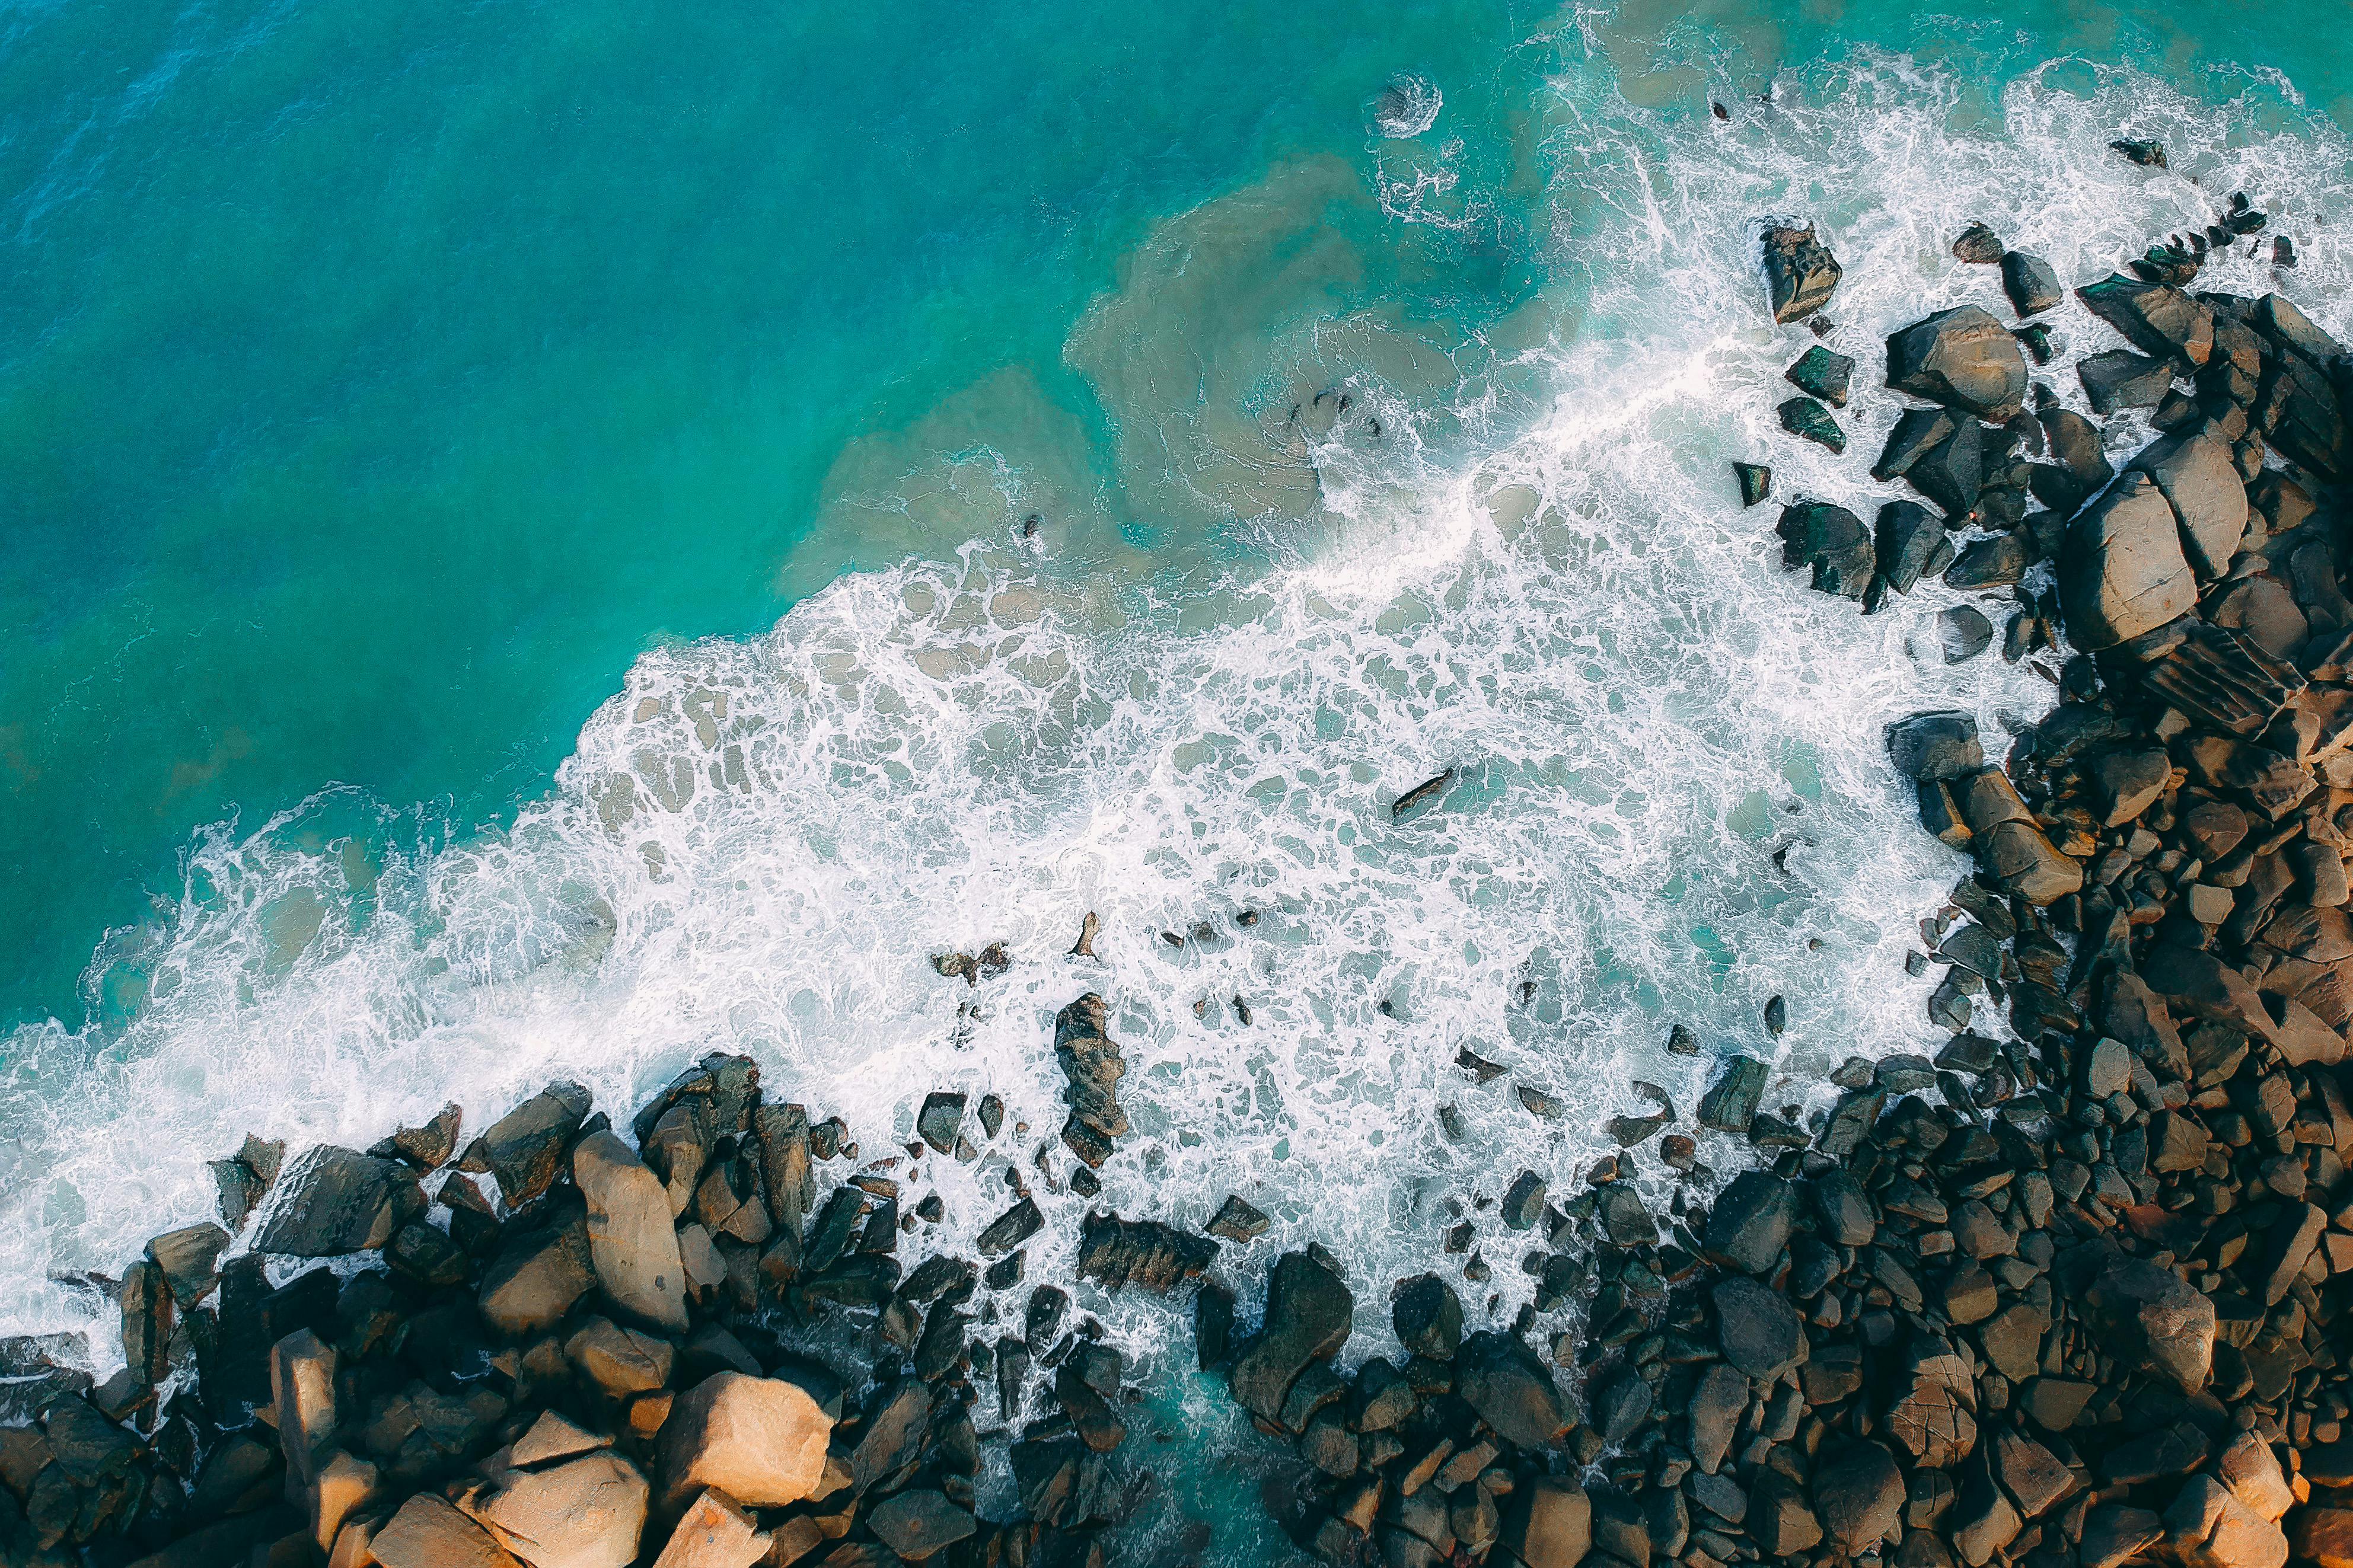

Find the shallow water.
xmin=5 ymin=1 xmax=2353 ymax=1557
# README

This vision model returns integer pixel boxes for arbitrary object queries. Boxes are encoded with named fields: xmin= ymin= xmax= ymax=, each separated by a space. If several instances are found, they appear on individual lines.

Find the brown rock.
xmin=2057 ymin=472 xmax=2196 ymax=650
xmin=649 ymin=1490 xmax=770 ymax=1568
xmin=468 ymin=1451 xmax=649 ymax=1568
xmin=573 ymin=1130 xmax=690 ymax=1332
xmin=2164 ymin=1475 xmax=2287 ymax=1568
xmin=479 ymin=1209 xmax=597 ymax=1339
xmin=2291 ymin=1508 xmax=2353 ymax=1568
xmin=566 ymin=1316 xmax=674 ymax=1398
xmin=308 ymin=1451 xmax=377 ymax=1556
xmin=269 ymin=1329 xmax=338 ymax=1490
xmin=654 ymin=1373 xmax=833 ymax=1511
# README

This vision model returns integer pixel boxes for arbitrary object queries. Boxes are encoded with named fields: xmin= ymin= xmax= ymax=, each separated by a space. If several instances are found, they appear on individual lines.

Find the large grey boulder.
xmin=1231 ymin=1250 xmax=1354 ymax=1425
xmin=572 ymin=1131 xmax=689 ymax=1333
xmin=2057 ymin=472 xmax=2195 ymax=650
xmin=1886 ymin=306 xmax=2029 ymax=420
xmin=2001 ymin=251 xmax=2062 ymax=317
xmin=2078 ymin=349 xmax=2174 ymax=415
xmin=2078 ymin=274 xmax=2214 ymax=369
xmin=2133 ymin=428 xmax=2247 ymax=579
xmin=460 ymin=1082 xmax=593 ymax=1208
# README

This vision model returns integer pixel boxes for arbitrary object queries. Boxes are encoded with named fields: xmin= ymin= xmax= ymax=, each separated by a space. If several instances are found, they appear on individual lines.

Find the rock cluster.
xmin=0 ymin=1051 xmax=1188 ymax=1567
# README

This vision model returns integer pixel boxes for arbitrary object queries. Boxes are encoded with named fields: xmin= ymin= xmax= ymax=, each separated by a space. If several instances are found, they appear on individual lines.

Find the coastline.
xmin=5 ymin=145 xmax=2353 ymax=1568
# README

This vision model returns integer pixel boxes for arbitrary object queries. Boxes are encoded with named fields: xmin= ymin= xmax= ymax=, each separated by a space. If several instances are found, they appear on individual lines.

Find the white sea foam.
xmin=3 ymin=54 xmax=2349 ymax=1440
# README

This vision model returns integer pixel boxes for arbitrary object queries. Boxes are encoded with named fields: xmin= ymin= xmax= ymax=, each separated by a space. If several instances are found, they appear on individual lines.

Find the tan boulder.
xmin=508 ymin=1410 xmax=611 ymax=1469
xmin=566 ymin=1315 xmax=674 ymax=1398
xmin=650 ymin=1490 xmax=770 ymax=1568
xmin=328 ymin=1513 xmax=385 ymax=1568
xmin=2167 ymin=1475 xmax=2288 ymax=1568
xmin=479 ymin=1210 xmax=597 ymax=1338
xmin=371 ymin=1494 xmax=524 ymax=1568
xmin=308 ymin=1450 xmax=378 ymax=1554
xmin=467 ymin=1450 xmax=649 ymax=1568
xmin=654 ymin=1373 xmax=833 ymax=1510
xmin=270 ymin=1329 xmax=339 ymax=1492
xmin=573 ymin=1131 xmax=690 ymax=1332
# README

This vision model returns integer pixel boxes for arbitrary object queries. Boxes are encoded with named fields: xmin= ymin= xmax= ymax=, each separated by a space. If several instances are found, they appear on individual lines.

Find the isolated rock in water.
xmin=2131 ymin=427 xmax=2247 ymax=579
xmin=1076 ymin=1211 xmax=1216 ymax=1293
xmin=2078 ymin=349 xmax=2175 ymax=415
xmin=2001 ymin=250 xmax=2063 ymax=316
xmin=1775 ymin=502 xmax=1874 ymax=599
xmin=1939 ymin=605 xmax=1994 ymax=662
xmin=1762 ymin=223 xmax=1842 ymax=323
xmin=460 ymin=1082 xmax=594 ymax=1208
xmin=2111 ymin=137 xmax=2166 ymax=167
xmin=1886 ymin=305 xmax=2029 ymax=420
xmin=1785 ymin=346 xmax=1855 ymax=407
xmin=1207 ymin=1195 xmax=1271 ymax=1242
xmin=2057 ymin=472 xmax=2196 ymax=650
xmin=1697 ymin=1055 xmax=1769 ymax=1132
xmin=1952 ymin=222 xmax=2006 ymax=264
xmin=1779 ymin=396 xmax=1845 ymax=452
xmin=2087 ymin=1256 xmax=2215 ymax=1393
xmin=1875 ymin=501 xmax=1953 ymax=596
xmin=572 ymin=1130 xmax=689 ymax=1333
xmin=1232 ymin=1249 xmax=1354 ymax=1423
xmin=1054 ymin=994 xmax=1128 ymax=1168
xmin=1733 ymin=461 xmax=1772 ymax=507
xmin=2077 ymin=274 xmax=2213 ymax=369
xmin=254 ymin=1147 xmax=420 ymax=1257
xmin=916 ymin=1092 xmax=966 ymax=1155
xmin=655 ymin=1372 xmax=834 ymax=1510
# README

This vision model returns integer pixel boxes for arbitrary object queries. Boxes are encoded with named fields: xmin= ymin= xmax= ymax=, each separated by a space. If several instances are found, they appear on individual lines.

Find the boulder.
xmin=1887 ymin=713 xmax=1982 ymax=782
xmin=1775 ymin=503 xmax=1874 ymax=599
xmin=1496 ymin=1476 xmax=1592 ymax=1568
xmin=460 ymin=1083 xmax=594 ymax=1208
xmin=1876 ymin=501 xmax=1954 ymax=596
xmin=2133 ymin=428 xmax=2247 ymax=578
xmin=147 ymin=1222 xmax=232 ymax=1308
xmin=1232 ymin=1250 xmax=1354 ymax=1424
xmin=1780 ymin=396 xmax=1845 ymax=453
xmin=1688 ymin=1363 xmax=1749 ymax=1473
xmin=1392 ymin=1274 xmax=1463 ymax=1360
xmin=2078 ymin=274 xmax=2214 ymax=369
xmin=370 ymin=1103 xmax=463 ymax=1170
xmin=1953 ymin=222 xmax=2006 ymax=263
xmin=566 ymin=1316 xmax=674 ymax=1398
xmin=1702 ymin=1172 xmax=1797 ymax=1276
xmin=468 ymin=1451 xmax=649 ymax=1568
xmin=1735 ymin=461 xmax=1772 ymax=507
xmin=1886 ymin=306 xmax=2029 ymax=420
xmin=2081 ymin=1506 xmax=2166 ymax=1568
xmin=1874 ymin=408 xmax=1956 ymax=481
xmin=1054 ymin=994 xmax=1128 ymax=1167
xmin=1075 ymin=1211 xmax=1215 ymax=1293
xmin=2001 ymin=251 xmax=2062 ymax=317
xmin=571 ymin=1131 xmax=689 ymax=1333
xmin=1813 ymin=1441 xmax=1903 ymax=1554
xmin=654 ymin=1373 xmax=833 ymax=1511
xmin=1697 ymin=1056 xmax=1770 ymax=1132
xmin=1786 ymin=346 xmax=1855 ymax=407
xmin=1908 ymin=419 xmax=1985 ymax=518
xmin=2291 ymin=1509 xmax=2353 ymax=1568
xmin=269 ymin=1329 xmax=338 ymax=1489
xmin=372 ymin=1495 xmax=523 ymax=1568
xmin=253 ymin=1147 xmax=420 ymax=1257
xmin=1713 ymin=1276 xmax=1804 ymax=1379
xmin=2057 ymin=472 xmax=2195 ymax=650
xmin=649 ymin=1490 xmax=769 ymax=1568
xmin=1762 ymin=224 xmax=1841 ymax=324
xmin=867 ymin=1490 xmax=977 ymax=1561
xmin=479 ymin=1207 xmax=597 ymax=1339
xmin=1455 ymin=1331 xmax=1568 ymax=1450
xmin=2163 ymin=1476 xmax=2287 ymax=1568
xmin=2078 ymin=349 xmax=2174 ymax=414
xmin=2086 ymin=1256 xmax=2214 ymax=1393
xmin=916 ymin=1092 xmax=965 ymax=1155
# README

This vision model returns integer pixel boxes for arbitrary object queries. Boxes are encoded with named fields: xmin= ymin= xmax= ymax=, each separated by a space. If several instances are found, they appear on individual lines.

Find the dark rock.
xmin=1952 ymin=222 xmax=2005 ymax=264
xmin=2001 ymin=251 xmax=2062 ymax=317
xmin=1887 ymin=306 xmax=2029 ymax=420
xmin=253 ymin=1147 xmax=421 ymax=1257
xmin=1762 ymin=223 xmax=1841 ymax=324
xmin=1779 ymin=396 xmax=1845 ymax=452
xmin=2057 ymin=471 xmax=2195 ymax=649
xmin=1813 ymin=1441 xmax=1904 ymax=1555
xmin=1074 ymin=1211 xmax=1215 ymax=1294
xmin=2086 ymin=1255 xmax=2214 ymax=1393
xmin=917 ymin=1093 xmax=966 ymax=1155
xmin=458 ymin=1082 xmax=592 ymax=1208
xmin=2111 ymin=138 xmax=2166 ymax=166
xmin=2078 ymin=348 xmax=2174 ymax=414
xmin=1945 ymin=532 xmax=2027 ymax=590
xmin=977 ymin=1197 xmax=1042 ymax=1256
xmin=1232 ymin=1250 xmax=1354 ymax=1424
xmin=1877 ymin=501 xmax=1955 ymax=596
xmin=1456 ymin=1330 xmax=1567 ymax=1450
xmin=1598 ymin=1184 xmax=1657 ymax=1247
xmin=1196 ymin=1282 xmax=1235 ymax=1369
xmin=1392 ymin=1274 xmax=1462 ymax=1361
xmin=1702 ymin=1171 xmax=1797 ymax=1275
xmin=369 ymin=1103 xmax=463 ymax=1170
xmin=1938 ymin=605 xmax=1994 ymax=663
xmin=1786 ymin=346 xmax=1855 ymax=407
xmin=1734 ymin=461 xmax=1771 ymax=507
xmin=2078 ymin=274 xmax=2212 ymax=370
xmin=1874 ymin=408 xmax=1957 ymax=481
xmin=1712 ymin=1276 xmax=1804 ymax=1379
xmin=1053 ymin=994 xmax=1128 ymax=1168
xmin=1208 ymin=1195 xmax=1271 ymax=1242
xmin=1697 ymin=1056 xmax=1769 ymax=1132
xmin=869 ymin=1490 xmax=977 ymax=1560
xmin=1887 ymin=711 xmax=1982 ymax=781
xmin=1775 ymin=502 xmax=1874 ymax=599
xmin=146 ymin=1222 xmax=231 ymax=1308
xmin=1592 ymin=1371 xmax=1652 ymax=1444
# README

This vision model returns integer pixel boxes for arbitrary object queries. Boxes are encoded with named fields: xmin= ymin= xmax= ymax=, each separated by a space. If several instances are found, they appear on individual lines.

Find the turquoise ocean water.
xmin=5 ymin=0 xmax=2353 ymax=1554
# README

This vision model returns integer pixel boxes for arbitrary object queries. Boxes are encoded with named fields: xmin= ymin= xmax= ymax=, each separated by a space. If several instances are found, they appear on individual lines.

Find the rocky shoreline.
xmin=6 ymin=138 xmax=2353 ymax=1568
